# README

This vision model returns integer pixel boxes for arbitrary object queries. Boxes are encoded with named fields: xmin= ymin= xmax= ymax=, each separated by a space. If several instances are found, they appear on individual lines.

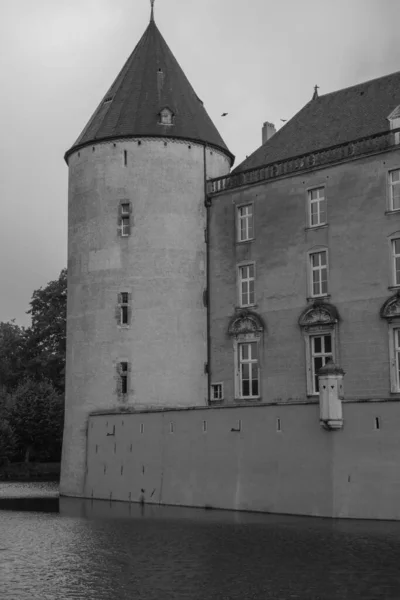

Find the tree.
xmin=0 ymin=320 xmax=26 ymax=391
xmin=25 ymin=268 xmax=67 ymax=392
xmin=7 ymin=378 xmax=64 ymax=463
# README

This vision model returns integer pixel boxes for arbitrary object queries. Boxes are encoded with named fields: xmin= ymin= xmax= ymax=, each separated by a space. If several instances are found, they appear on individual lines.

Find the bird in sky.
xmin=221 ymin=112 xmax=228 ymax=117
xmin=280 ymin=119 xmax=287 ymax=122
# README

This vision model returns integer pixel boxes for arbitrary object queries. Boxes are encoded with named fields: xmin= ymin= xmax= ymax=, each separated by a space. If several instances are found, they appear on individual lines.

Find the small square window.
xmin=211 ymin=383 xmax=224 ymax=401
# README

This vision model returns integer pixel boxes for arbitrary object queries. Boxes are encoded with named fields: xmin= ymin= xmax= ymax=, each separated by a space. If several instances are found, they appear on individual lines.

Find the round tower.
xmin=60 ymin=7 xmax=234 ymax=497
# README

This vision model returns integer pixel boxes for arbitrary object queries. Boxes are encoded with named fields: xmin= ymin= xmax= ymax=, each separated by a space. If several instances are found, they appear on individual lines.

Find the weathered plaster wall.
xmin=209 ymin=150 xmax=400 ymax=402
xmin=81 ymin=401 xmax=400 ymax=520
xmin=61 ymin=138 xmax=230 ymax=497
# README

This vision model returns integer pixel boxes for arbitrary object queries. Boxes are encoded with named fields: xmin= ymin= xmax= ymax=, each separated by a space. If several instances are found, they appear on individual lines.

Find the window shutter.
xmin=127 ymin=306 xmax=132 ymax=325
xmin=117 ymin=293 xmax=123 ymax=304
xmin=117 ymin=204 xmax=122 ymax=236
xmin=116 ymin=364 xmax=122 ymax=395
xmin=115 ymin=305 xmax=121 ymax=325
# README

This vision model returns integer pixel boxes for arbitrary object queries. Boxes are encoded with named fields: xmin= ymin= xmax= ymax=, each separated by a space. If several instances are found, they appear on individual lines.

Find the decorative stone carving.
xmin=228 ymin=310 xmax=264 ymax=337
xmin=380 ymin=292 xmax=400 ymax=321
xmin=298 ymin=302 xmax=339 ymax=329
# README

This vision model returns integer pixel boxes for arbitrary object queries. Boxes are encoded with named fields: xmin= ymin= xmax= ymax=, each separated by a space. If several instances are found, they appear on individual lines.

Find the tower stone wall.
xmin=60 ymin=138 xmax=230 ymax=497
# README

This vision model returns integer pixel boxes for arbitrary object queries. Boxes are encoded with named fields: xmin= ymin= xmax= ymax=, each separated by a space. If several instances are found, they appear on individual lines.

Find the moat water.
xmin=1 ymin=483 xmax=400 ymax=599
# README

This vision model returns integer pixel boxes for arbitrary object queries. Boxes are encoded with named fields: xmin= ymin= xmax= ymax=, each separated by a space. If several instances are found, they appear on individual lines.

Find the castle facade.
xmin=60 ymin=7 xmax=400 ymax=519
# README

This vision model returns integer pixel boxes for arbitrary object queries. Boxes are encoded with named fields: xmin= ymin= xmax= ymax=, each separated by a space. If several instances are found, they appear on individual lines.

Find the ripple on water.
xmin=1 ymin=491 xmax=400 ymax=599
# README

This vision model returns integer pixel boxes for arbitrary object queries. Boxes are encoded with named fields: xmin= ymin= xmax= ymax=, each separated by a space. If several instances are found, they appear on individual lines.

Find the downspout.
xmin=204 ymin=145 xmax=211 ymax=405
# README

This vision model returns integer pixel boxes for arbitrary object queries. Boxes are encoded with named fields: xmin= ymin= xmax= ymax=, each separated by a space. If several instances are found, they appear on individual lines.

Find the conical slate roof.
xmin=65 ymin=14 xmax=234 ymax=164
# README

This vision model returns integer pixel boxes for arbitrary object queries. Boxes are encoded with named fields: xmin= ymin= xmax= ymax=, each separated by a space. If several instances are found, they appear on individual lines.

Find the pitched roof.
xmin=235 ymin=71 xmax=400 ymax=173
xmin=65 ymin=16 xmax=234 ymax=164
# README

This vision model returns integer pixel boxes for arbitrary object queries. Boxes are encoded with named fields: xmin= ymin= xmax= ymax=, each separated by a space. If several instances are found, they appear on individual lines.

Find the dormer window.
xmin=388 ymin=106 xmax=400 ymax=145
xmin=159 ymin=107 xmax=174 ymax=126
xmin=388 ymin=106 xmax=400 ymax=130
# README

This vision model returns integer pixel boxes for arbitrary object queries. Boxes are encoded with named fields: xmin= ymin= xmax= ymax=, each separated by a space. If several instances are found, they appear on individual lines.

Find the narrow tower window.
xmin=119 ymin=202 xmax=132 ymax=237
xmin=117 ymin=362 xmax=129 ymax=396
xmin=117 ymin=292 xmax=131 ymax=326
xmin=124 ymin=150 xmax=128 ymax=166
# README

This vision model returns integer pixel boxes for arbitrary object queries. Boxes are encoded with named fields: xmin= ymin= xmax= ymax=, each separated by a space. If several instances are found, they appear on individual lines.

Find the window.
xmin=310 ymin=334 xmax=333 ymax=394
xmin=238 ymin=342 xmax=259 ymax=399
xmin=388 ymin=106 xmax=400 ymax=145
xmin=237 ymin=204 xmax=254 ymax=241
xmin=119 ymin=202 xmax=131 ymax=236
xmin=210 ymin=383 xmax=224 ymax=401
xmin=392 ymin=239 xmax=400 ymax=286
xmin=118 ymin=362 xmax=129 ymax=396
xmin=117 ymin=292 xmax=130 ymax=326
xmin=390 ymin=326 xmax=400 ymax=393
xmin=238 ymin=263 xmax=255 ymax=306
xmin=389 ymin=170 xmax=400 ymax=211
xmin=309 ymin=251 xmax=328 ymax=297
xmin=159 ymin=108 xmax=173 ymax=125
xmin=308 ymin=187 xmax=326 ymax=227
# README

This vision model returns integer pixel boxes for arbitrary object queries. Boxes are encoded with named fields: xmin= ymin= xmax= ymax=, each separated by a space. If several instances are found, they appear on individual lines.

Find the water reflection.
xmin=1 ymin=484 xmax=400 ymax=600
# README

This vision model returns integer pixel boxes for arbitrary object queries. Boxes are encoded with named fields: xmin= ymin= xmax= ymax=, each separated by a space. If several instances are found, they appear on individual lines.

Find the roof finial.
xmin=150 ymin=0 xmax=155 ymax=21
xmin=313 ymin=84 xmax=319 ymax=100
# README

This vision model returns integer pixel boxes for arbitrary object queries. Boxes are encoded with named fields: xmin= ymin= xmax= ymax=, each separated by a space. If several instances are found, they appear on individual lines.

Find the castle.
xmin=60 ymin=5 xmax=400 ymax=520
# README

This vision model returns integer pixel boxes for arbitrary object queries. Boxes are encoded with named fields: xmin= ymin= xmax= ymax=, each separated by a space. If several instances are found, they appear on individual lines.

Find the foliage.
xmin=0 ymin=320 xmax=26 ymax=391
xmin=0 ymin=420 xmax=16 ymax=466
xmin=7 ymin=378 xmax=64 ymax=463
xmin=0 ymin=268 xmax=67 ymax=465
xmin=25 ymin=268 xmax=67 ymax=392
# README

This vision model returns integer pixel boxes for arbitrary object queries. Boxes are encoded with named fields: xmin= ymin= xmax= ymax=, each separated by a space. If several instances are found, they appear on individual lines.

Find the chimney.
xmin=262 ymin=121 xmax=276 ymax=145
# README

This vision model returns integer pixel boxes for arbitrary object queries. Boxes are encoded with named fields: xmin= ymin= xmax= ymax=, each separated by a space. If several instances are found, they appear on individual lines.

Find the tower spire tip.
xmin=150 ymin=0 xmax=155 ymax=21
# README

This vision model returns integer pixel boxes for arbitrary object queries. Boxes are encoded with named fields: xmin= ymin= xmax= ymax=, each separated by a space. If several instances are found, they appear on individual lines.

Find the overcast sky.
xmin=1 ymin=0 xmax=400 ymax=326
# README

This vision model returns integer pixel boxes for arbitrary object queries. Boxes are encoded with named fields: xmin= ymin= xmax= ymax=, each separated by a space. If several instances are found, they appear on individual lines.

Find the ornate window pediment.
xmin=380 ymin=293 xmax=400 ymax=321
xmin=228 ymin=310 xmax=264 ymax=337
xmin=298 ymin=301 xmax=340 ymax=329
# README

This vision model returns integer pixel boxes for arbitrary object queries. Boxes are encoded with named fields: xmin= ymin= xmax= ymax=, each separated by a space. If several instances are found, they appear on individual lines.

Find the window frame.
xmin=389 ymin=323 xmax=400 ymax=393
xmin=237 ymin=261 xmax=256 ymax=307
xmin=388 ymin=169 xmax=400 ymax=212
xmin=233 ymin=337 xmax=261 ymax=401
xmin=118 ymin=201 xmax=132 ymax=237
xmin=391 ymin=237 xmax=400 ymax=287
xmin=307 ymin=186 xmax=327 ymax=228
xmin=237 ymin=202 xmax=254 ymax=243
xmin=116 ymin=291 xmax=131 ymax=328
xmin=210 ymin=382 xmax=224 ymax=401
xmin=116 ymin=361 xmax=130 ymax=397
xmin=307 ymin=248 xmax=329 ymax=299
xmin=303 ymin=326 xmax=337 ymax=396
